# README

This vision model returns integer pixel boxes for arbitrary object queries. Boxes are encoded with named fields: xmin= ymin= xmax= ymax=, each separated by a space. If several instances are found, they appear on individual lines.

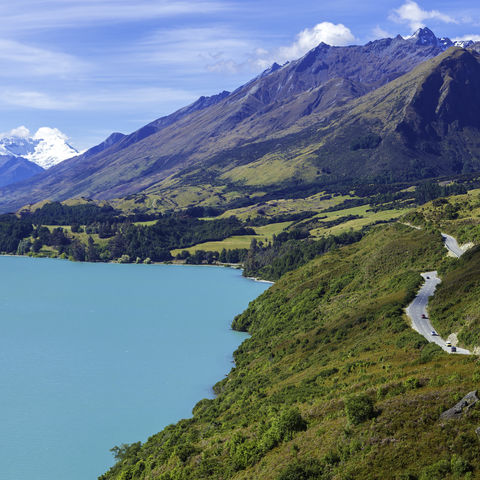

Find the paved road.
xmin=442 ymin=233 xmax=466 ymax=258
xmin=406 ymin=271 xmax=470 ymax=355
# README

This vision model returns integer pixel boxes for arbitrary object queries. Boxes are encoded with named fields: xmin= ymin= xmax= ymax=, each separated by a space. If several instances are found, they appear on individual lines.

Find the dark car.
xmin=421 ymin=313 xmax=427 ymax=319
xmin=451 ymin=346 xmax=457 ymax=353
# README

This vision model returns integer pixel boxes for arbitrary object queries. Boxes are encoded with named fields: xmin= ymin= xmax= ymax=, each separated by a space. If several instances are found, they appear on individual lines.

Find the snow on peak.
xmin=404 ymin=28 xmax=478 ymax=52
xmin=454 ymin=40 xmax=474 ymax=48
xmin=0 ymin=126 xmax=78 ymax=169
xmin=407 ymin=27 xmax=438 ymax=46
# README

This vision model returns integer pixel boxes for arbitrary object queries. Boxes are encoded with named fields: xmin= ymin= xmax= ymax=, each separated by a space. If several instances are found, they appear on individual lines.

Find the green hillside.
xmin=99 ymin=223 xmax=480 ymax=480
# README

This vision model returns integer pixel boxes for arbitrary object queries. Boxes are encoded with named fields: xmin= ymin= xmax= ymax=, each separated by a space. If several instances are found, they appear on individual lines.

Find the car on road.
xmin=426 ymin=276 xmax=430 ymax=279
xmin=431 ymin=330 xmax=437 ymax=336
xmin=451 ymin=346 xmax=457 ymax=352
xmin=421 ymin=313 xmax=427 ymax=319
xmin=446 ymin=341 xmax=452 ymax=347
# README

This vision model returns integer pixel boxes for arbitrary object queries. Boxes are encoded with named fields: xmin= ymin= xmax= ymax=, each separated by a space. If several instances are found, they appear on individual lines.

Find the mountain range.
xmin=0 ymin=28 xmax=480 ymax=213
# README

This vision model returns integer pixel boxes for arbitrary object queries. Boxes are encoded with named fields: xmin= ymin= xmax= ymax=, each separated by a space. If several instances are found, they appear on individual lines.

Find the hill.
xmin=99 ymin=223 xmax=480 ymax=480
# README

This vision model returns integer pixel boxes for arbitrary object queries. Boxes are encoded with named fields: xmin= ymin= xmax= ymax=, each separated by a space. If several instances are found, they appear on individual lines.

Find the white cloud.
xmin=0 ymin=0 xmax=230 ymax=30
xmin=192 ymin=22 xmax=356 ymax=74
xmin=0 ymin=91 xmax=80 ymax=110
xmin=277 ymin=23 xmax=355 ymax=62
xmin=390 ymin=1 xmax=458 ymax=31
xmin=0 ymin=39 xmax=87 ymax=77
xmin=139 ymin=27 xmax=253 ymax=68
xmin=250 ymin=22 xmax=355 ymax=70
xmin=372 ymin=26 xmax=396 ymax=39
xmin=0 ymin=87 xmax=198 ymax=111
xmin=0 ymin=126 xmax=31 ymax=138
xmin=453 ymin=34 xmax=480 ymax=42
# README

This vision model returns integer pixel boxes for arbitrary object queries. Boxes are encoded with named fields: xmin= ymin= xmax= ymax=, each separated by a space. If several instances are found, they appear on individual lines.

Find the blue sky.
xmin=1 ymin=0 xmax=480 ymax=150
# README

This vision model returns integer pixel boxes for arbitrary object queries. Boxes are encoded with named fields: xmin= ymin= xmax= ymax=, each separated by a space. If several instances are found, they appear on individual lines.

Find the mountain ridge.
xmin=0 ymin=29 xmax=479 ymax=213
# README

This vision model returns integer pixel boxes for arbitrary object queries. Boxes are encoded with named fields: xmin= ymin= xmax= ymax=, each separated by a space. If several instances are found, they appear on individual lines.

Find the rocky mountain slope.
xmin=125 ymin=46 xmax=480 ymax=211
xmin=0 ymin=28 xmax=471 ymax=213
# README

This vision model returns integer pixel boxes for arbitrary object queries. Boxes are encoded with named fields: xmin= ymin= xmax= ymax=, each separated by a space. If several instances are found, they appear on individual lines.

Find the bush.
xmin=419 ymin=342 xmax=443 ymax=363
xmin=259 ymin=408 xmax=307 ymax=453
xmin=277 ymin=459 xmax=326 ymax=480
xmin=450 ymin=454 xmax=472 ymax=475
xmin=350 ymin=133 xmax=382 ymax=151
xmin=419 ymin=459 xmax=450 ymax=480
xmin=118 ymin=254 xmax=131 ymax=264
xmin=344 ymin=394 xmax=375 ymax=425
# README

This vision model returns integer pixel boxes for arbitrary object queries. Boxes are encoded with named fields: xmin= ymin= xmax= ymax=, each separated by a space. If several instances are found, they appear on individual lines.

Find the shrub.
xmin=419 ymin=342 xmax=443 ymax=363
xmin=344 ymin=394 xmax=375 ymax=425
xmin=259 ymin=408 xmax=307 ymax=453
xmin=350 ymin=133 xmax=382 ymax=151
xmin=277 ymin=459 xmax=326 ymax=480
xmin=419 ymin=459 xmax=450 ymax=480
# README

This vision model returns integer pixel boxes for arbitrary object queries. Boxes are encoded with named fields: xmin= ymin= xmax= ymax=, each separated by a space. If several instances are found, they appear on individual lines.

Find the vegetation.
xmin=0 ymin=214 xmax=33 ymax=253
xmin=100 ymin=224 xmax=480 ymax=480
xmin=242 ymin=229 xmax=362 ymax=281
xmin=402 ymin=189 xmax=480 ymax=245
xmin=429 ymin=245 xmax=480 ymax=350
xmin=20 ymin=201 xmax=123 ymax=225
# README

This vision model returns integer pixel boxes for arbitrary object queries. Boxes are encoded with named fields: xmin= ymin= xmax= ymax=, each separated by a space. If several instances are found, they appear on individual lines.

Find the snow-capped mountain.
xmin=406 ymin=27 xmax=475 ymax=50
xmin=0 ymin=126 xmax=79 ymax=169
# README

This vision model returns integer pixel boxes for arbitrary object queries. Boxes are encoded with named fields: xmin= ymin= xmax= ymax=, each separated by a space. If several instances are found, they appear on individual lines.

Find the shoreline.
xmin=1 ymin=253 xmax=275 ymax=285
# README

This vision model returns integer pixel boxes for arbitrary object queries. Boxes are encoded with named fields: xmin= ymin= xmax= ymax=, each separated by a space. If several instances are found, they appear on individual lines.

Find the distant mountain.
xmin=405 ymin=27 xmax=474 ymax=49
xmin=0 ymin=29 xmax=478 ymax=213
xmin=0 ymin=127 xmax=79 ymax=169
xmin=0 ymin=155 xmax=44 ymax=188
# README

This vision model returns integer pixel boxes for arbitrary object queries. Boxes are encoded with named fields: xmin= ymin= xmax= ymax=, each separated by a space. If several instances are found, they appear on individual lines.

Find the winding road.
xmin=402 ymin=228 xmax=472 ymax=354
xmin=406 ymin=272 xmax=470 ymax=355
xmin=441 ymin=233 xmax=467 ymax=258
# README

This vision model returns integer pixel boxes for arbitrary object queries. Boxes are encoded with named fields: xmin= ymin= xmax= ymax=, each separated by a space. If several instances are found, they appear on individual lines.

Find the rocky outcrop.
xmin=440 ymin=391 xmax=479 ymax=420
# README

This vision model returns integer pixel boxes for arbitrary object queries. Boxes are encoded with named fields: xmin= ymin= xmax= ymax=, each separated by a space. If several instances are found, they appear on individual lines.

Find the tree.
xmin=70 ymin=239 xmax=85 ymax=261
xmin=32 ymin=238 xmax=43 ymax=253
xmin=86 ymin=236 xmax=99 ymax=262
xmin=16 ymin=238 xmax=31 ymax=255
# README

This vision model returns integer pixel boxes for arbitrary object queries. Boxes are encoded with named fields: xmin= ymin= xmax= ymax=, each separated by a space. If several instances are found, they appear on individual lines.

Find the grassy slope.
xmin=170 ymin=203 xmax=411 ymax=256
xmin=170 ymin=222 xmax=292 ymax=255
xmin=100 ymin=224 xmax=480 ymax=480
xmin=218 ymin=193 xmax=351 ymax=221
xmin=404 ymin=189 xmax=480 ymax=244
xmin=308 ymin=205 xmax=411 ymax=237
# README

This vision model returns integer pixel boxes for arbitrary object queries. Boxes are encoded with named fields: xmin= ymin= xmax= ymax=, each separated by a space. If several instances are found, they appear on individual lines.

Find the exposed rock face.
xmin=440 ymin=391 xmax=479 ymax=420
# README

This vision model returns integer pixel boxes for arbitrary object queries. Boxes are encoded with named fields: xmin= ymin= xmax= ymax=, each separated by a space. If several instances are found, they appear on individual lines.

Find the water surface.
xmin=0 ymin=257 xmax=269 ymax=480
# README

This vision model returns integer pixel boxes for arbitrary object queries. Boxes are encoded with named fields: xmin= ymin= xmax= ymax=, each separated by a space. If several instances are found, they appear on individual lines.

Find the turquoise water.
xmin=0 ymin=256 xmax=269 ymax=480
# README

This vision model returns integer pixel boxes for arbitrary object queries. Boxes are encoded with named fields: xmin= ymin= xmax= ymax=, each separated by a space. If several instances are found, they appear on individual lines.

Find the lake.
xmin=0 ymin=256 xmax=269 ymax=480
